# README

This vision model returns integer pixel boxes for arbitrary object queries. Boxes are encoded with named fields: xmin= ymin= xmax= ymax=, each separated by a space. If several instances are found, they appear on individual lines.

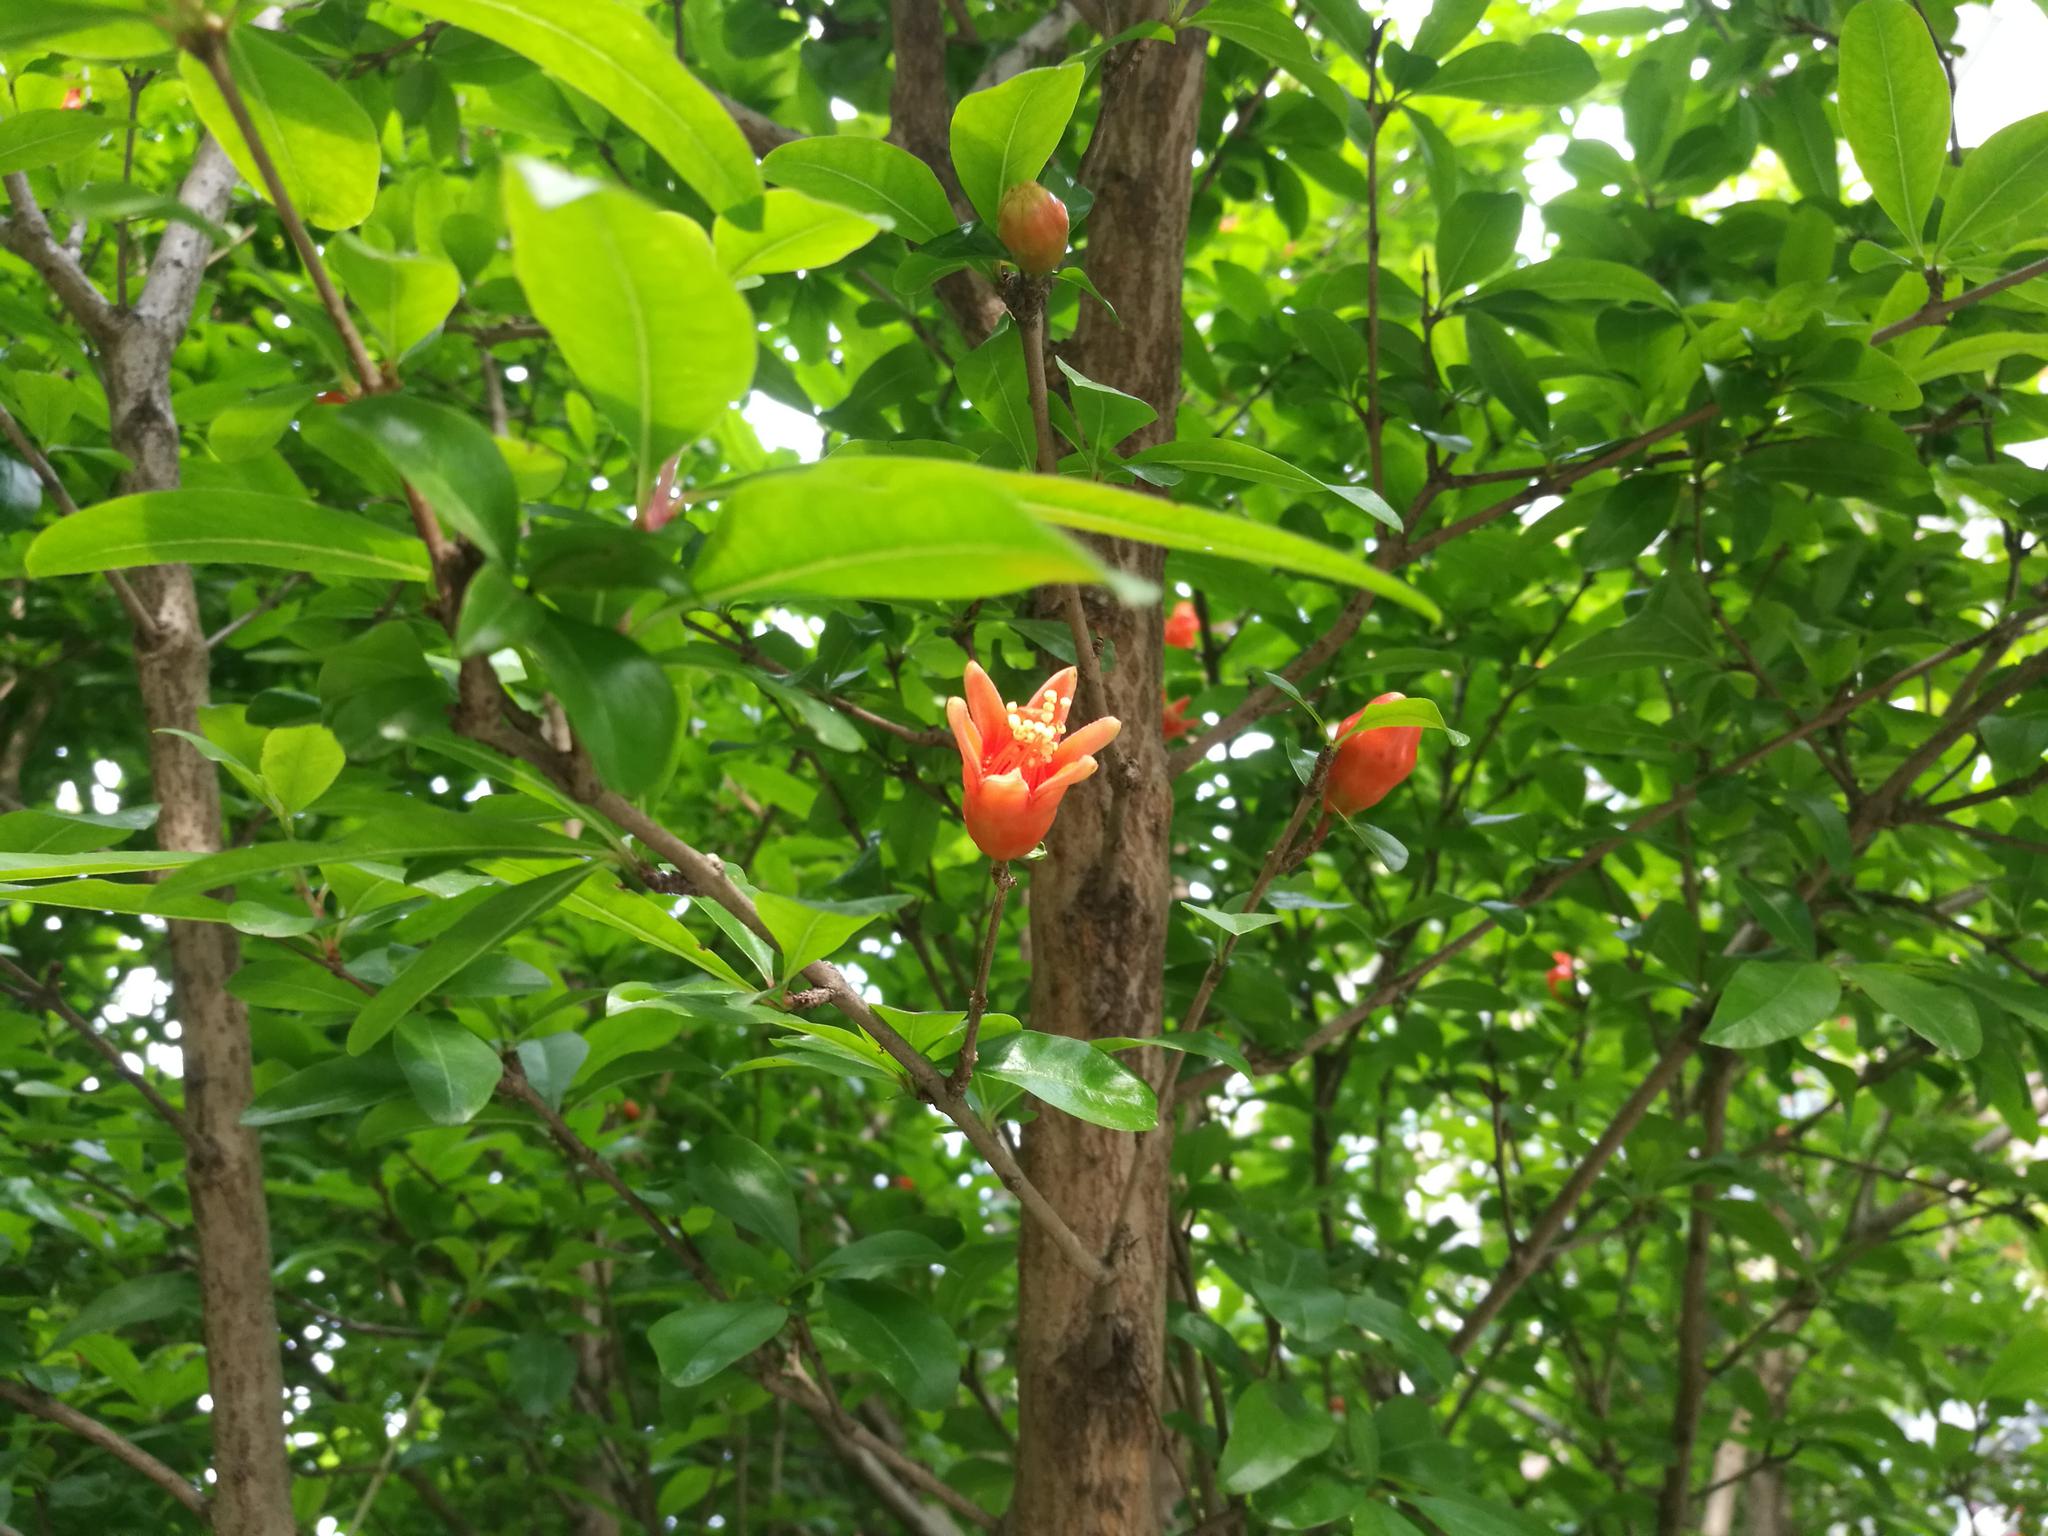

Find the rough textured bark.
xmin=1011 ymin=12 xmax=1204 ymax=1534
xmin=111 ymin=141 xmax=298 ymax=1535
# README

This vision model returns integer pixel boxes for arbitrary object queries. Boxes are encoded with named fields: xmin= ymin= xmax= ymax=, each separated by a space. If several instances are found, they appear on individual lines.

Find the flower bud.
xmin=997 ymin=181 xmax=1069 ymax=276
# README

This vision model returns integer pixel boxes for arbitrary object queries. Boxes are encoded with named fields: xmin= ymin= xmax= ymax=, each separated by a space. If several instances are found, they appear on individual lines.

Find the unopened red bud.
xmin=313 ymin=389 xmax=351 ymax=405
xmin=997 ymin=181 xmax=1068 ymax=276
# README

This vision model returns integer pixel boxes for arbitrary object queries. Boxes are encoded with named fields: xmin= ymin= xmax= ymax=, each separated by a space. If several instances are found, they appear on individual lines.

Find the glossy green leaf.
xmin=692 ymin=1134 xmax=803 ymax=1258
xmin=1218 ymin=1380 xmax=1336 ymax=1494
xmin=51 ymin=1272 xmax=197 ymax=1351
xmin=1126 ymin=437 xmax=1399 ymax=529
xmin=504 ymin=159 xmax=755 ymax=490
xmin=1463 ymin=312 xmax=1550 ymax=438
xmin=1436 ymin=190 xmax=1523 ymax=294
xmin=395 ymin=1016 xmax=504 ymax=1126
xmin=1182 ymin=902 xmax=1284 ymax=937
xmin=528 ymin=610 xmax=679 ymax=798
xmin=327 ymin=236 xmax=461 ymax=359
xmin=957 ymin=319 xmax=1039 ymax=466
xmin=331 ymin=396 xmax=520 ymax=568
xmin=949 ymin=62 xmax=1084 ymax=226
xmin=1472 ymin=256 xmax=1677 ymax=311
xmin=1414 ymin=35 xmax=1599 ymax=105
xmin=763 ymin=137 xmax=957 ymax=244
xmin=690 ymin=457 xmax=1108 ymax=602
xmin=405 ymin=0 xmax=759 ymax=211
xmin=714 ymin=188 xmax=879 ymax=280
xmin=240 ymin=1053 xmax=408 ymax=1127
xmin=1937 ymin=113 xmax=2048 ymax=255
xmin=1410 ymin=0 xmax=1490 ymax=60
xmin=514 ymin=1032 xmax=588 ymax=1111
xmin=753 ymin=889 xmax=911 ymax=980
xmin=26 ymin=492 xmax=433 ymax=582
xmin=0 ymin=108 xmax=107 ymax=174
xmin=257 ymin=723 xmax=346 ymax=816
xmin=179 ymin=29 xmax=378 ymax=231
xmin=823 ymin=1280 xmax=960 ymax=1412
xmin=1703 ymin=961 xmax=1841 ymax=1049
xmin=348 ymin=864 xmax=591 ymax=1054
xmin=649 ymin=1300 xmax=787 ymax=1387
xmin=1845 ymin=963 xmax=1981 ymax=1059
xmin=977 ymin=1029 xmax=1158 ymax=1131
xmin=1837 ymin=0 xmax=1949 ymax=249
xmin=811 ymin=1230 xmax=950 ymax=1280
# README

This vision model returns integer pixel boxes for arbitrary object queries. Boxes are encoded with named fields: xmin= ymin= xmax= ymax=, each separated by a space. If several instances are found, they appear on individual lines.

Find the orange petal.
xmin=964 ymin=660 xmax=1008 ymax=745
xmin=1034 ymin=754 xmax=1099 ymax=798
xmin=946 ymin=696 xmax=984 ymax=786
xmin=1038 ymin=666 xmax=1079 ymax=728
xmin=1051 ymin=714 xmax=1121 ymax=769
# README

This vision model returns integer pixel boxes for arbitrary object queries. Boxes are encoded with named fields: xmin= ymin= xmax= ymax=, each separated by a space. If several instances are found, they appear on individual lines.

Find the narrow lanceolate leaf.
xmin=762 ymin=137 xmax=957 ymax=244
xmin=949 ymin=62 xmax=1084 ymax=226
xmin=348 ymin=865 xmax=592 ymax=1054
xmin=504 ymin=160 xmax=755 ymax=491
xmin=1703 ymin=960 xmax=1841 ymax=1049
xmin=404 ymin=0 xmax=759 ymax=211
xmin=26 ymin=492 xmax=432 ymax=582
xmin=690 ymin=458 xmax=1107 ymax=602
xmin=994 ymin=471 xmax=1442 ymax=621
xmin=179 ymin=29 xmax=378 ymax=230
xmin=1125 ymin=437 xmax=1399 ymax=529
xmin=1837 ymin=0 xmax=1950 ymax=250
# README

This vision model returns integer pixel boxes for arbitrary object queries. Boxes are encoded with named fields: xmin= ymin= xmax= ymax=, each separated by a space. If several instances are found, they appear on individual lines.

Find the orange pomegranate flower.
xmin=1162 ymin=694 xmax=1194 ymax=740
xmin=1325 ymin=691 xmax=1421 ymax=816
xmin=1163 ymin=599 xmax=1200 ymax=650
xmin=1545 ymin=951 xmax=1576 ymax=997
xmin=946 ymin=661 xmax=1121 ymax=861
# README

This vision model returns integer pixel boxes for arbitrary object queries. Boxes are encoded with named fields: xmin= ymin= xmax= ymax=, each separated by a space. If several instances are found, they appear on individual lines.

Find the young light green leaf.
xmin=1197 ymin=0 xmax=1351 ymax=121
xmin=179 ymin=29 xmax=378 ymax=231
xmin=1093 ymin=1031 xmax=1254 ymax=1078
xmin=763 ymin=137 xmax=958 ymax=244
xmin=1845 ymin=963 xmax=1982 ymax=1059
xmin=1838 ymin=0 xmax=1950 ymax=250
xmin=0 ymin=108 xmax=107 ymax=174
xmin=1435 ymin=190 xmax=1523 ymax=293
xmin=1126 ymin=438 xmax=1399 ymax=530
xmin=26 ymin=492 xmax=433 ymax=583
xmin=331 ymin=396 xmax=520 ymax=568
xmin=977 ymin=1030 xmax=1158 ymax=1131
xmin=1703 ymin=961 xmax=1841 ymax=1049
xmin=1471 ymin=256 xmax=1677 ymax=311
xmin=405 ymin=0 xmax=759 ymax=211
xmin=1182 ymin=902 xmax=1285 ymax=938
xmin=505 ymin=159 xmax=755 ymax=491
xmin=1937 ymin=113 xmax=2048 ymax=255
xmin=1981 ymin=1330 xmax=2048 ymax=1404
xmin=823 ymin=1280 xmax=960 ymax=1412
xmin=957 ymin=319 xmax=1039 ymax=467
xmin=1055 ymin=357 xmax=1157 ymax=468
xmin=395 ymin=1016 xmax=503 ymax=1126
xmin=649 ymin=1300 xmax=787 ymax=1387
xmin=753 ymin=889 xmax=912 ymax=981
xmin=714 ymin=188 xmax=879 ymax=280
xmin=1218 ymin=1380 xmax=1336 ymax=1494
xmin=949 ymin=62 xmax=1084 ymax=226
xmin=691 ymin=457 xmax=1108 ymax=603
xmin=1414 ymin=35 xmax=1599 ymax=106
xmin=1336 ymin=694 xmax=1470 ymax=746
xmin=348 ymin=864 xmax=592 ymax=1054
xmin=1410 ymin=0 xmax=1490 ymax=59
xmin=327 ymin=236 xmax=460 ymax=359
xmin=258 ymin=723 xmax=345 ymax=816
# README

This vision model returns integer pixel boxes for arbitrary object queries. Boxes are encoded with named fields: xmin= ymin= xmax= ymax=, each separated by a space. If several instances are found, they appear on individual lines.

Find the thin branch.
xmin=949 ymin=861 xmax=1014 ymax=1094
xmin=0 ymin=956 xmax=191 ymax=1145
xmin=1870 ymin=252 xmax=2048 ymax=343
xmin=0 ymin=174 xmax=116 ymax=345
xmin=0 ymin=399 xmax=157 ymax=639
xmin=0 ymin=1380 xmax=208 ymax=1517
xmin=206 ymin=572 xmax=304 ymax=649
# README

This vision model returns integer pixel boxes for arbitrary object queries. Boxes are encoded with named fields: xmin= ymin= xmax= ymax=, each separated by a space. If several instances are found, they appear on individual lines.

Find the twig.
xmin=0 ymin=956 xmax=191 ymax=1145
xmin=0 ymin=173 xmax=116 ymax=345
xmin=206 ymin=572 xmax=304 ymax=649
xmin=949 ymin=861 xmax=1014 ymax=1094
xmin=0 ymin=399 xmax=158 ymax=641
xmin=0 ymin=1380 xmax=207 ymax=1517
xmin=1870 ymin=253 xmax=2048 ymax=343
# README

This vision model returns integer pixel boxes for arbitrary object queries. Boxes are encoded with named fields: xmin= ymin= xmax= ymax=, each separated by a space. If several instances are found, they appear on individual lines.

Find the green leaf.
xmin=999 ymin=471 xmax=1439 ymax=620
xmin=1981 ymin=1329 xmax=2048 ymax=1404
xmin=56 ymin=181 xmax=231 ymax=244
xmin=823 ymin=1280 xmax=960 ymax=1412
xmin=1414 ymin=35 xmax=1599 ymax=106
xmin=1056 ymin=357 xmax=1158 ymax=468
xmin=1288 ymin=306 xmax=1367 ymax=392
xmin=753 ymin=889 xmax=911 ymax=980
xmin=0 ymin=4 xmax=165 ymax=57
xmin=241 ymin=1053 xmax=408 ymax=1127
xmin=1355 ymin=1505 xmax=1428 ymax=1536
xmin=649 ymin=1300 xmax=787 ymax=1388
xmin=1845 ymin=963 xmax=1981 ymax=1059
xmin=691 ymin=457 xmax=1108 ymax=603
xmin=957 ymin=319 xmax=1039 ymax=467
xmin=762 ymin=136 xmax=958 ymax=244
xmin=348 ymin=865 xmax=591 ymax=1054
xmin=394 ymin=1016 xmax=504 ymax=1126
xmin=258 ymin=723 xmax=345 ymax=817
xmin=1337 ymin=693 xmax=1470 ymax=745
xmin=1410 ymin=0 xmax=1490 ymax=60
xmin=405 ymin=0 xmax=759 ymax=211
xmin=528 ymin=611 xmax=679 ymax=798
xmin=1411 ymin=1494 xmax=1550 ymax=1536
xmin=1436 ymin=190 xmax=1523 ymax=294
xmin=1094 ymin=1031 xmax=1254 ymax=1078
xmin=1182 ymin=902 xmax=1284 ymax=937
xmin=514 ymin=1032 xmax=588 ymax=1112
xmin=158 ymin=810 xmax=590 ymax=898
xmin=1128 ymin=437 xmax=1399 ymax=529
xmin=811 ymin=1230 xmax=950 ymax=1280
xmin=1349 ymin=1293 xmax=1457 ymax=1390
xmin=25 ymin=491 xmax=433 ymax=583
xmin=1732 ymin=878 xmax=1816 ymax=959
xmin=1198 ymin=1 xmax=1351 ymax=122
xmin=178 ymin=29 xmax=378 ymax=231
xmin=0 ymin=108 xmax=106 ymax=174
xmin=1218 ymin=1380 xmax=1336 ymax=1494
xmin=693 ymin=1134 xmax=803 ymax=1259
xmin=1573 ymin=475 xmax=1681 ymax=571
xmin=1837 ymin=0 xmax=1950 ymax=250
xmin=51 ymin=1272 xmax=197 ymax=1351
xmin=1906 ymin=331 xmax=2048 ymax=384
xmin=1471 ymin=256 xmax=1677 ymax=311
xmin=714 ymin=188 xmax=878 ymax=280
xmin=977 ymin=1029 xmax=1158 ymax=1131
xmin=504 ymin=159 xmax=755 ymax=490
xmin=1463 ymin=312 xmax=1550 ymax=438
xmin=1938 ymin=113 xmax=2048 ymax=255
xmin=949 ymin=62 xmax=1084 ymax=226
xmin=1703 ymin=961 xmax=1841 ymax=1049
xmin=327 ymin=236 xmax=460 ymax=360
xmin=331 ymin=396 xmax=520 ymax=569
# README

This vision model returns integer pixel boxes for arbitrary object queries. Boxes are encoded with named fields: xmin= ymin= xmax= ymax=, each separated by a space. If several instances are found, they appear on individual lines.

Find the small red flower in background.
xmin=1545 ymin=951 xmax=1575 ymax=997
xmin=947 ymin=661 xmax=1120 ymax=861
xmin=1163 ymin=695 xmax=1193 ymax=739
xmin=313 ymin=389 xmax=351 ymax=405
xmin=61 ymin=88 xmax=84 ymax=110
xmin=1164 ymin=599 xmax=1200 ymax=650
xmin=893 ymin=1175 xmax=915 ymax=1190
xmin=620 ymin=1099 xmax=642 ymax=1121
xmin=1325 ymin=692 xmax=1421 ymax=816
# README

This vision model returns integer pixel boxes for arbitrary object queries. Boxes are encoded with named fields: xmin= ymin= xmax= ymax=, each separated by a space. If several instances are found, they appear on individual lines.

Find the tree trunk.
xmin=1011 ymin=13 xmax=1204 ymax=1534
xmin=108 ymin=142 xmax=298 ymax=1535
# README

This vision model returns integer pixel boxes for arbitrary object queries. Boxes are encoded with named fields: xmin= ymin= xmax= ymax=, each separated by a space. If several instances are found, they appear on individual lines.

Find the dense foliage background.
xmin=3 ymin=0 xmax=2047 ymax=1533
